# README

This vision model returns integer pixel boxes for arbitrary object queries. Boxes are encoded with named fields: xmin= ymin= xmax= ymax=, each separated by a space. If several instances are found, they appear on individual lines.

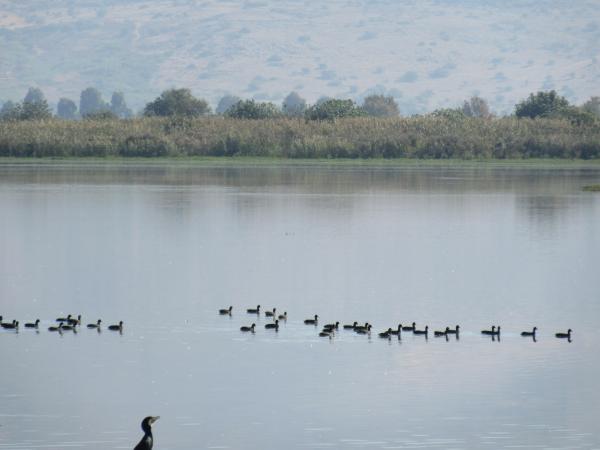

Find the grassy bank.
xmin=1 ymin=116 xmax=599 ymax=159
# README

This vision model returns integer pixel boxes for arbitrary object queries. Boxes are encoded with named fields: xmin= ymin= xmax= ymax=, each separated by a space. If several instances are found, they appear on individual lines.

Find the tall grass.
xmin=0 ymin=116 xmax=598 ymax=159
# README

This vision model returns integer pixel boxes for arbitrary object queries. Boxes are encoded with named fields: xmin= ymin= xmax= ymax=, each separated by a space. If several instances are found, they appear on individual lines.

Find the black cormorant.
xmin=219 ymin=306 xmax=233 ymax=315
xmin=240 ymin=323 xmax=256 ymax=332
xmin=481 ymin=326 xmax=496 ymax=335
xmin=278 ymin=312 xmax=287 ymax=320
xmin=413 ymin=325 xmax=428 ymax=335
xmin=246 ymin=305 xmax=260 ymax=314
xmin=87 ymin=319 xmax=102 ymax=328
xmin=555 ymin=329 xmax=572 ymax=339
xmin=402 ymin=322 xmax=416 ymax=332
xmin=389 ymin=324 xmax=402 ymax=335
xmin=343 ymin=321 xmax=358 ymax=329
xmin=25 ymin=319 xmax=40 ymax=328
xmin=304 ymin=315 xmax=318 ymax=325
xmin=265 ymin=320 xmax=279 ymax=330
xmin=108 ymin=321 xmax=123 ymax=331
xmin=446 ymin=325 xmax=460 ymax=334
xmin=67 ymin=315 xmax=81 ymax=326
xmin=265 ymin=308 xmax=276 ymax=317
xmin=134 ymin=416 xmax=160 ymax=450
xmin=521 ymin=327 xmax=537 ymax=337
xmin=434 ymin=327 xmax=450 ymax=337
xmin=56 ymin=314 xmax=72 ymax=323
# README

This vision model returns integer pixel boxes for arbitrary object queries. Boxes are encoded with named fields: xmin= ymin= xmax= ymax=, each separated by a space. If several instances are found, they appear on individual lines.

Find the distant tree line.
xmin=1 ymin=87 xmax=598 ymax=125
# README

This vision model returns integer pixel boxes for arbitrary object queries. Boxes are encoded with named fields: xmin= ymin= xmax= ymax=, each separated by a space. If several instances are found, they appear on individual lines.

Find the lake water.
xmin=1 ymin=162 xmax=599 ymax=450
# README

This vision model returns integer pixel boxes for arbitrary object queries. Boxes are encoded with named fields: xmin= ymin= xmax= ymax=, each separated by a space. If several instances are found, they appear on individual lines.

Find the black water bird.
xmin=67 ymin=315 xmax=81 ymax=326
xmin=304 ymin=315 xmax=318 ymax=325
xmin=481 ymin=326 xmax=496 ymax=335
xmin=265 ymin=308 xmax=277 ymax=317
xmin=87 ymin=319 xmax=102 ymax=329
xmin=1 ymin=320 xmax=18 ymax=329
xmin=60 ymin=323 xmax=76 ymax=331
xmin=414 ymin=325 xmax=428 ymax=336
xmin=219 ymin=306 xmax=233 ymax=315
xmin=343 ymin=321 xmax=358 ymax=330
xmin=25 ymin=319 xmax=40 ymax=328
xmin=265 ymin=320 xmax=279 ymax=330
xmin=402 ymin=322 xmax=416 ymax=332
xmin=319 ymin=331 xmax=332 ymax=338
xmin=56 ymin=314 xmax=72 ymax=323
xmin=134 ymin=416 xmax=160 ymax=450
xmin=108 ymin=321 xmax=123 ymax=331
xmin=48 ymin=324 xmax=63 ymax=332
xmin=323 ymin=322 xmax=339 ymax=331
xmin=434 ymin=327 xmax=450 ymax=337
xmin=355 ymin=324 xmax=371 ymax=335
xmin=278 ymin=312 xmax=287 ymax=320
xmin=555 ymin=329 xmax=572 ymax=339
xmin=246 ymin=305 xmax=260 ymax=314
xmin=521 ymin=327 xmax=537 ymax=337
xmin=354 ymin=322 xmax=370 ymax=332
xmin=446 ymin=325 xmax=460 ymax=334
xmin=378 ymin=328 xmax=393 ymax=338
xmin=240 ymin=323 xmax=256 ymax=332
xmin=390 ymin=324 xmax=402 ymax=336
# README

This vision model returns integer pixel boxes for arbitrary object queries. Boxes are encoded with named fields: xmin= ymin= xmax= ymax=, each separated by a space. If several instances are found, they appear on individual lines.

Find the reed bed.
xmin=0 ymin=116 xmax=598 ymax=159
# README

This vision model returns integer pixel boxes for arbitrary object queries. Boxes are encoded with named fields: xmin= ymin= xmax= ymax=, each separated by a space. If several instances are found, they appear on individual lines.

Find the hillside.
xmin=0 ymin=0 xmax=598 ymax=114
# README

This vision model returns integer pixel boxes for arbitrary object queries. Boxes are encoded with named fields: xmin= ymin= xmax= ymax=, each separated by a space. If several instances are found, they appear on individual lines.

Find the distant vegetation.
xmin=0 ymin=88 xmax=599 ymax=159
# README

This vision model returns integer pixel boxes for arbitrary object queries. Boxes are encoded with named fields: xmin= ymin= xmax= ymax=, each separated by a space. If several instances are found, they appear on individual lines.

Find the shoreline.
xmin=1 ymin=156 xmax=600 ymax=169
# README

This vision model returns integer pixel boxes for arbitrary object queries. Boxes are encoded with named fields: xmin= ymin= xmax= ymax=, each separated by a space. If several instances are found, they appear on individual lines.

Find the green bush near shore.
xmin=0 ymin=116 xmax=599 ymax=159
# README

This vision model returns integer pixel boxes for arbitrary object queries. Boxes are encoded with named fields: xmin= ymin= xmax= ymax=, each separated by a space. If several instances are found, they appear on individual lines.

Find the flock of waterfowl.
xmin=0 ymin=314 xmax=123 ymax=333
xmin=223 ymin=305 xmax=573 ymax=342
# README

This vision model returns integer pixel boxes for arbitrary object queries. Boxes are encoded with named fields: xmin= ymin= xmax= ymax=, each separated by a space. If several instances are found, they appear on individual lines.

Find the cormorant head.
xmin=141 ymin=416 xmax=160 ymax=433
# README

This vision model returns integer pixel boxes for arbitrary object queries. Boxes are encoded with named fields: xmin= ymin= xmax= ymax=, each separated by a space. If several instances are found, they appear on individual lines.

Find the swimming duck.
xmin=108 ymin=321 xmax=123 ymax=331
xmin=67 ymin=315 xmax=81 ymax=326
xmin=265 ymin=308 xmax=277 ymax=317
xmin=219 ymin=306 xmax=233 ymax=315
xmin=240 ymin=323 xmax=256 ymax=332
xmin=278 ymin=312 xmax=287 ymax=320
xmin=343 ymin=321 xmax=358 ymax=329
xmin=521 ymin=327 xmax=537 ymax=337
xmin=389 ymin=324 xmax=402 ymax=336
xmin=246 ymin=305 xmax=261 ymax=314
xmin=322 ymin=321 xmax=339 ymax=331
xmin=481 ymin=326 xmax=496 ymax=335
xmin=265 ymin=320 xmax=279 ymax=330
xmin=355 ymin=324 xmax=372 ymax=335
xmin=413 ymin=325 xmax=428 ymax=335
xmin=24 ymin=319 xmax=40 ymax=328
xmin=446 ymin=325 xmax=460 ymax=334
xmin=87 ymin=319 xmax=102 ymax=328
xmin=378 ymin=328 xmax=393 ymax=338
xmin=134 ymin=416 xmax=160 ymax=450
xmin=555 ymin=329 xmax=572 ymax=339
xmin=402 ymin=322 xmax=416 ymax=332
xmin=304 ymin=315 xmax=318 ymax=325
xmin=434 ymin=327 xmax=450 ymax=337
xmin=1 ymin=320 xmax=18 ymax=329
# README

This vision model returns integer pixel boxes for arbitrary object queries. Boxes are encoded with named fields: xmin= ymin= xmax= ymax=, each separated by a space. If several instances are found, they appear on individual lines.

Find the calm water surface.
xmin=0 ymin=162 xmax=599 ymax=450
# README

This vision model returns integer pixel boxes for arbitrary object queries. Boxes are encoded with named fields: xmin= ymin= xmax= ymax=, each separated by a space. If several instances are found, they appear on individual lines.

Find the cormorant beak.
xmin=150 ymin=416 xmax=160 ymax=424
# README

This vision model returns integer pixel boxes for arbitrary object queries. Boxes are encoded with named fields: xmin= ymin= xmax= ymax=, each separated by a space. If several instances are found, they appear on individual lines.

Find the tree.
xmin=282 ymin=91 xmax=307 ymax=117
xmin=462 ymin=96 xmax=492 ymax=118
xmin=0 ymin=101 xmax=22 ymax=121
xmin=24 ymin=87 xmax=45 ymax=104
xmin=582 ymin=97 xmax=600 ymax=117
xmin=304 ymin=99 xmax=366 ymax=121
xmin=362 ymin=95 xmax=399 ymax=117
xmin=80 ymin=87 xmax=109 ymax=117
xmin=144 ymin=88 xmax=211 ymax=117
xmin=225 ymin=99 xmax=281 ymax=119
xmin=110 ymin=91 xmax=133 ymax=118
xmin=20 ymin=99 xmax=52 ymax=120
xmin=515 ymin=90 xmax=569 ymax=118
xmin=57 ymin=98 xmax=78 ymax=119
xmin=216 ymin=95 xmax=241 ymax=114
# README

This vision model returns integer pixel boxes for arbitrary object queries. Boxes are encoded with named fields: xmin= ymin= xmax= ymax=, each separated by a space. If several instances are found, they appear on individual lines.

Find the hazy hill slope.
xmin=0 ymin=0 xmax=598 ymax=113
